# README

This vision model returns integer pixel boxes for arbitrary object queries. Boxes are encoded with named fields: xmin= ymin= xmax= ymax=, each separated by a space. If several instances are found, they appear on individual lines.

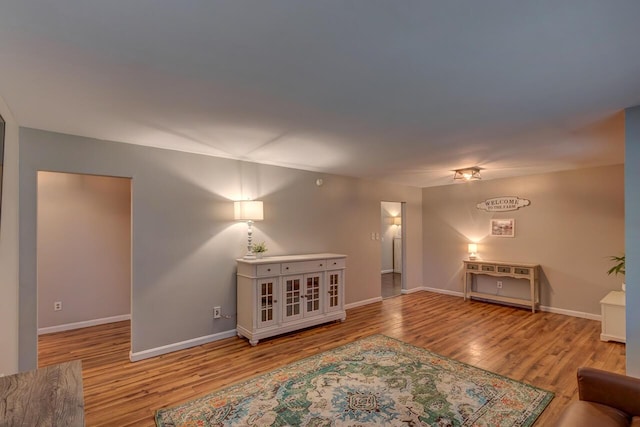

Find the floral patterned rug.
xmin=155 ymin=335 xmax=553 ymax=426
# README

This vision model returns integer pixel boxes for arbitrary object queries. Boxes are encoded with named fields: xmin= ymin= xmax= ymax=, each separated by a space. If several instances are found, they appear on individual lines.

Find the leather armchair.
xmin=555 ymin=367 xmax=640 ymax=427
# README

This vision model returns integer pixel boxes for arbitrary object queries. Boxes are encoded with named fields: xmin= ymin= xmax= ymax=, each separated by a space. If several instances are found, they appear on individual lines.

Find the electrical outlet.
xmin=496 ymin=281 xmax=503 ymax=289
xmin=213 ymin=306 xmax=221 ymax=319
xmin=54 ymin=301 xmax=62 ymax=311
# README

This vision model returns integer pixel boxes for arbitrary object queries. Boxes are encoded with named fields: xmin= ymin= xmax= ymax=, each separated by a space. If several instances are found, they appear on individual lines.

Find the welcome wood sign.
xmin=476 ymin=196 xmax=531 ymax=212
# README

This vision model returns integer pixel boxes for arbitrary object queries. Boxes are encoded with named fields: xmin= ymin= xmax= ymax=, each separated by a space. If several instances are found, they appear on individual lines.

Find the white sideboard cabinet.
xmin=600 ymin=290 xmax=626 ymax=343
xmin=236 ymin=253 xmax=346 ymax=345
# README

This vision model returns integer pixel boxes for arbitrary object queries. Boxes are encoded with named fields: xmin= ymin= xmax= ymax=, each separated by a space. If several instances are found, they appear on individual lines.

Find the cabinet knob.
xmin=333 ymin=262 xmax=337 ymax=265
xmin=320 ymin=263 xmax=323 ymax=267
xmin=267 ymin=268 xmax=271 ymax=272
xmin=285 ymin=267 xmax=289 ymax=270
xmin=274 ymin=300 xmax=277 ymax=303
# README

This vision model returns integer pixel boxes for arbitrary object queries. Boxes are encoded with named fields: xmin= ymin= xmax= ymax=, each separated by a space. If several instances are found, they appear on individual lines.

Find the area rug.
xmin=156 ymin=335 xmax=553 ymax=426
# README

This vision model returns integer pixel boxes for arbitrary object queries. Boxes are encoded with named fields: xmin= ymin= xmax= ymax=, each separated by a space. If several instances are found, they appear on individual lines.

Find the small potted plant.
xmin=607 ymin=254 xmax=625 ymax=292
xmin=252 ymin=242 xmax=268 ymax=259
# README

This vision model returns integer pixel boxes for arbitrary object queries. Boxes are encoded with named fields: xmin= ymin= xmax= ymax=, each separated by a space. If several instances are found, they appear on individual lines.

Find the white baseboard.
xmin=129 ymin=329 xmax=237 ymax=362
xmin=421 ymin=286 xmax=464 ymax=298
xmin=345 ymin=296 xmax=383 ymax=310
xmin=381 ymin=269 xmax=394 ymax=274
xmin=38 ymin=314 xmax=131 ymax=335
xmin=539 ymin=305 xmax=601 ymax=321
xmin=401 ymin=286 xmax=426 ymax=295
xmin=420 ymin=286 xmax=600 ymax=320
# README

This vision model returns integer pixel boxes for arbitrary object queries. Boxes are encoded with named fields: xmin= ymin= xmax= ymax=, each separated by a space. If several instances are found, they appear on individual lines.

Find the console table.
xmin=463 ymin=260 xmax=540 ymax=313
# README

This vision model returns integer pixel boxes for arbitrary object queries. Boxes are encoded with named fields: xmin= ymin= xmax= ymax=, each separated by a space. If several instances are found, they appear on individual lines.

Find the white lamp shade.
xmin=468 ymin=243 xmax=478 ymax=253
xmin=234 ymin=200 xmax=264 ymax=221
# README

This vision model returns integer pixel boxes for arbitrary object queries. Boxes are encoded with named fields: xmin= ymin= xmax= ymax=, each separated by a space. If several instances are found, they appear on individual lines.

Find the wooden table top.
xmin=0 ymin=360 xmax=84 ymax=426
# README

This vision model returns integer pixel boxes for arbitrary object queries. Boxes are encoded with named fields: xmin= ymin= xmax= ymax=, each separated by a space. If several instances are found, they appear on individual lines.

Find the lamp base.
xmin=243 ymin=220 xmax=256 ymax=260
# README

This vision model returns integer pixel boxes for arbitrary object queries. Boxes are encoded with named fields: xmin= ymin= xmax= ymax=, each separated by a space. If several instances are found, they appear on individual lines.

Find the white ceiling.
xmin=1 ymin=1 xmax=638 ymax=187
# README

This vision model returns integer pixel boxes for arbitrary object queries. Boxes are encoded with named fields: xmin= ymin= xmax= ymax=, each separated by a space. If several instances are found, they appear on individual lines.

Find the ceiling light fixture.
xmin=453 ymin=167 xmax=482 ymax=182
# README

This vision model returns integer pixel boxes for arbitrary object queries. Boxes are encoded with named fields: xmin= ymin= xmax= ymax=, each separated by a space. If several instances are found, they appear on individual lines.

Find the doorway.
xmin=36 ymin=172 xmax=132 ymax=361
xmin=381 ymin=201 xmax=404 ymax=298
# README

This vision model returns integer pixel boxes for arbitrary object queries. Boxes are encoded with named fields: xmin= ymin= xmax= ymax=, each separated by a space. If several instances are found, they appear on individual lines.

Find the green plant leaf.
xmin=607 ymin=255 xmax=625 ymax=276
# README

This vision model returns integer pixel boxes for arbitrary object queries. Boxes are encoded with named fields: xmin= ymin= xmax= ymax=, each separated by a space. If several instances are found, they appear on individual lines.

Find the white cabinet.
xmin=237 ymin=254 xmax=346 ymax=345
xmin=600 ymin=290 xmax=626 ymax=343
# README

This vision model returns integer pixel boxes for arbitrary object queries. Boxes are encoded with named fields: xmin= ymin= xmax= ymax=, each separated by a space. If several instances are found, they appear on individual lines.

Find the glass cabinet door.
xmin=326 ymin=270 xmax=343 ymax=313
xmin=303 ymin=273 xmax=323 ymax=316
xmin=257 ymin=278 xmax=278 ymax=328
xmin=282 ymin=275 xmax=303 ymax=322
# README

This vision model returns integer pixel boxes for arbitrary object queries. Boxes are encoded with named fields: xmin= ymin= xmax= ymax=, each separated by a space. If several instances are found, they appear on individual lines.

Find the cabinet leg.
xmin=249 ymin=339 xmax=259 ymax=346
xmin=463 ymin=273 xmax=468 ymax=301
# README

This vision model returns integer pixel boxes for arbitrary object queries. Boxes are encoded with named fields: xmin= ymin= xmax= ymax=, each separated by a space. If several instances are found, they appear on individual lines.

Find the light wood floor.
xmin=381 ymin=272 xmax=402 ymax=298
xmin=38 ymin=291 xmax=626 ymax=426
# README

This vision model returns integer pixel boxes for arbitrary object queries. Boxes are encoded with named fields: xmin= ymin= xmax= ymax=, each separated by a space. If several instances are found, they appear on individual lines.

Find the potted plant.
xmin=252 ymin=242 xmax=268 ymax=259
xmin=607 ymin=254 xmax=625 ymax=291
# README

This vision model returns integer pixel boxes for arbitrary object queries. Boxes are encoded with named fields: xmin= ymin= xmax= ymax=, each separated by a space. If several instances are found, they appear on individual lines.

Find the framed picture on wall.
xmin=490 ymin=218 xmax=515 ymax=237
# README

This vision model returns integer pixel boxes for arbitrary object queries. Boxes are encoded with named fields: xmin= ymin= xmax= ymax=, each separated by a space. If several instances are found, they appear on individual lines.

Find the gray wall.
xmin=626 ymin=105 xmax=640 ymax=377
xmin=12 ymin=124 xmax=637 ymax=375
xmin=37 ymin=172 xmax=131 ymax=329
xmin=18 ymin=127 xmax=423 ymax=370
xmin=422 ymin=165 xmax=625 ymax=315
xmin=0 ymin=95 xmax=19 ymax=375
